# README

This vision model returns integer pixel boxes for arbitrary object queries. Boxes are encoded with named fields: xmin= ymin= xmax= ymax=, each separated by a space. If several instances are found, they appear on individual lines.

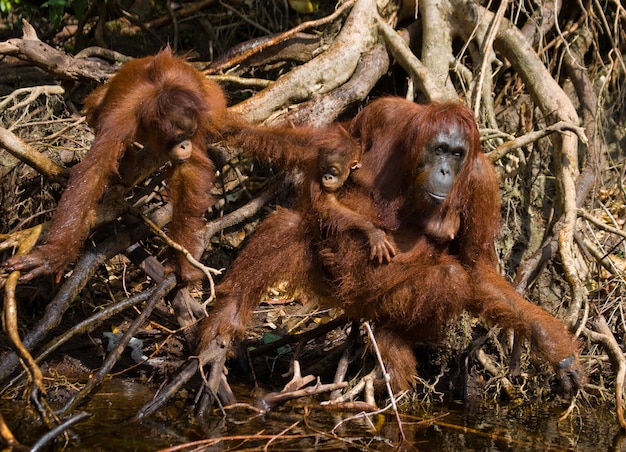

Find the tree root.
xmin=584 ymin=313 xmax=626 ymax=429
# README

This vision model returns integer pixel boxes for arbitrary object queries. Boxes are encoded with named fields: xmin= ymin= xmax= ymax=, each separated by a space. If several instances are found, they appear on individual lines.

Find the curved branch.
xmin=376 ymin=17 xmax=444 ymax=101
xmin=451 ymin=0 xmax=585 ymax=327
xmin=487 ymin=121 xmax=587 ymax=162
xmin=231 ymin=0 xmax=379 ymax=123
xmin=420 ymin=0 xmax=458 ymax=99
xmin=280 ymin=42 xmax=391 ymax=126
xmin=0 ymin=127 xmax=68 ymax=183
xmin=206 ymin=1 xmax=357 ymax=74
xmin=0 ymin=20 xmax=113 ymax=82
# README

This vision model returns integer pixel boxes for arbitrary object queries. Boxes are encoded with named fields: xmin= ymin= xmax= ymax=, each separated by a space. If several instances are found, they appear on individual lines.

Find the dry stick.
xmin=4 ymin=287 xmax=155 ymax=393
xmin=0 ymin=220 xmax=152 ymax=385
xmin=58 ymin=275 xmax=177 ymax=416
xmin=206 ymin=0 xmax=357 ymax=74
xmin=375 ymin=16 xmax=443 ymax=102
xmin=2 ymin=224 xmax=59 ymax=428
xmin=133 ymin=208 xmax=222 ymax=302
xmin=0 ymin=20 xmax=112 ymax=82
xmin=577 ymin=209 xmax=626 ymax=240
xmin=282 ymin=359 xmax=315 ymax=392
xmin=29 ymin=412 xmax=91 ymax=452
xmin=74 ymin=46 xmax=131 ymax=64
xmin=0 ymin=126 xmax=68 ymax=183
xmin=260 ymin=380 xmax=349 ymax=411
xmin=31 ymin=116 xmax=86 ymax=144
xmin=472 ymin=0 xmax=509 ymax=115
xmin=204 ymin=181 xmax=282 ymax=243
xmin=487 ymin=122 xmax=588 ymax=163
xmin=325 ymin=368 xmax=378 ymax=404
xmin=584 ymin=314 xmax=626 ymax=429
xmin=577 ymin=235 xmax=622 ymax=277
xmin=363 ymin=322 xmax=405 ymax=441
xmin=210 ymin=74 xmax=272 ymax=89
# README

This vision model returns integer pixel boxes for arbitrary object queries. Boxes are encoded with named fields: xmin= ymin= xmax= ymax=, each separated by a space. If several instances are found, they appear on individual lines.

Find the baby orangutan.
xmin=225 ymin=123 xmax=396 ymax=264
xmin=313 ymin=132 xmax=396 ymax=264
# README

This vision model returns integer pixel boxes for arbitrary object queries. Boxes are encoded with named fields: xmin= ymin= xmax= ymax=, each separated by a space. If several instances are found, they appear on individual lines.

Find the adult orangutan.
xmin=3 ymin=48 xmax=239 ymax=283
xmin=200 ymin=97 xmax=585 ymax=397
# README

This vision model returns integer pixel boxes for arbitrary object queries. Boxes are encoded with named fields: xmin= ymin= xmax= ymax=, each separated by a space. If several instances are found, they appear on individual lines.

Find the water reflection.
xmin=0 ymin=380 xmax=621 ymax=451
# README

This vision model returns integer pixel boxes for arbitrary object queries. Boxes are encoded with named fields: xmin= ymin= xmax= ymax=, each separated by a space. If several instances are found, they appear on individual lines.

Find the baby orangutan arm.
xmin=316 ymin=191 xmax=396 ymax=264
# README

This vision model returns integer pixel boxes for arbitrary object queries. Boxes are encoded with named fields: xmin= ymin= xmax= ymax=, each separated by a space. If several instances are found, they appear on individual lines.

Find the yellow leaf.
xmin=288 ymin=0 xmax=319 ymax=14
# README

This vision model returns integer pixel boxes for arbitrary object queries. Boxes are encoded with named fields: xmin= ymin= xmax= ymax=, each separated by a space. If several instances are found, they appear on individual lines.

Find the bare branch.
xmin=231 ymin=0 xmax=379 ymax=123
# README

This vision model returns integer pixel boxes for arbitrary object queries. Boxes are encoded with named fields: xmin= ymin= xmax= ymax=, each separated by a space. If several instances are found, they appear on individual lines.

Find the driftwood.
xmin=0 ymin=21 xmax=115 ymax=82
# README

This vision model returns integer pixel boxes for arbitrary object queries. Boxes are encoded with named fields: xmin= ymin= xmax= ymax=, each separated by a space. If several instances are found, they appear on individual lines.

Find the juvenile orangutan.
xmin=3 ymin=48 xmax=240 ymax=283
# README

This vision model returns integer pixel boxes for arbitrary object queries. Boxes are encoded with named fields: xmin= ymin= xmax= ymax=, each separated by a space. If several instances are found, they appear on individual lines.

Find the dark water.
xmin=1 ymin=380 xmax=622 ymax=451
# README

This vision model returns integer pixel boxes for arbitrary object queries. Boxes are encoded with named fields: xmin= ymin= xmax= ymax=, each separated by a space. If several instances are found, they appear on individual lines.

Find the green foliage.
xmin=0 ymin=0 xmax=19 ymax=14
xmin=42 ymin=0 xmax=71 ymax=28
xmin=1 ymin=0 xmax=90 ymax=29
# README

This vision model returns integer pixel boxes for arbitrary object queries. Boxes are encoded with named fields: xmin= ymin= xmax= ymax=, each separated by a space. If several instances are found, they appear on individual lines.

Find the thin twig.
xmin=487 ymin=121 xmax=588 ymax=162
xmin=0 ymin=126 xmax=67 ymax=182
xmin=2 ymin=225 xmax=59 ymax=428
xmin=29 ymin=412 xmax=92 ymax=452
xmin=584 ymin=313 xmax=626 ymax=429
xmin=578 ymin=208 xmax=626 ymax=240
xmin=472 ymin=0 xmax=508 ymax=115
xmin=363 ymin=321 xmax=406 ymax=441
xmin=58 ymin=275 xmax=177 ymax=416
xmin=207 ymin=0 xmax=357 ymax=74
xmin=133 ymin=208 xmax=222 ymax=302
